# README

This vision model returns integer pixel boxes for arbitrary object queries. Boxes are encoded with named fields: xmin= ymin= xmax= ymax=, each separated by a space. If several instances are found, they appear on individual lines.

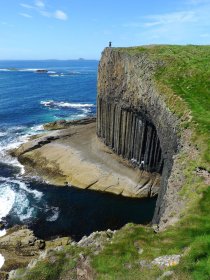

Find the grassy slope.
xmin=17 ymin=46 xmax=210 ymax=280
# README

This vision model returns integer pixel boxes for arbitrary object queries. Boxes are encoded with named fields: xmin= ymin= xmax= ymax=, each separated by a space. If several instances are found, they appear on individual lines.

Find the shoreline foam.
xmin=0 ymin=253 xmax=5 ymax=269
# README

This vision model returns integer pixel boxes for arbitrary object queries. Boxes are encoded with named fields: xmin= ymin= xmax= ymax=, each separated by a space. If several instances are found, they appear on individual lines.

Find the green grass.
xmin=92 ymin=187 xmax=210 ymax=279
xmin=17 ymin=246 xmax=89 ymax=280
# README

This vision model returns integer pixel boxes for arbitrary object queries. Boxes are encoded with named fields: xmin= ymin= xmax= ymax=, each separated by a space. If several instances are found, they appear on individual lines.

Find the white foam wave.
xmin=0 ymin=124 xmax=45 ymax=175
xmin=40 ymin=100 xmax=95 ymax=109
xmin=0 ymin=135 xmax=28 ymax=175
xmin=8 ymin=125 xmax=27 ymax=132
xmin=18 ymin=181 xmax=43 ymax=200
xmin=19 ymin=68 xmax=47 ymax=72
xmin=12 ymin=196 xmax=32 ymax=222
xmin=81 ymin=108 xmax=91 ymax=114
xmin=0 ymin=132 xmax=7 ymax=137
xmin=0 ymin=157 xmax=25 ymax=176
xmin=31 ymin=124 xmax=44 ymax=132
xmin=0 ymin=229 xmax=6 ymax=237
xmin=4 ymin=136 xmax=28 ymax=151
xmin=0 ymin=254 xmax=5 ymax=269
xmin=0 ymin=183 xmax=16 ymax=220
xmin=1 ymin=177 xmax=43 ymax=200
xmin=49 ymin=74 xmax=60 ymax=77
xmin=0 ymin=177 xmax=43 ymax=224
xmin=72 ymin=113 xmax=87 ymax=119
xmin=46 ymin=206 xmax=60 ymax=222
xmin=48 ymin=71 xmax=56 ymax=74
xmin=0 ymin=68 xmax=11 ymax=72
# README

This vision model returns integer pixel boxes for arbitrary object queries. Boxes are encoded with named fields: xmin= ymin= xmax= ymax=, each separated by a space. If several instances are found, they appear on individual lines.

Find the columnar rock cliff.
xmin=97 ymin=48 xmax=180 ymax=225
xmin=97 ymin=99 xmax=164 ymax=174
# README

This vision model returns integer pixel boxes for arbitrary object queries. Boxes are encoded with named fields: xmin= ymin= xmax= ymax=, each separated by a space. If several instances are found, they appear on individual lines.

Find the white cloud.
xmin=19 ymin=1 xmax=68 ymax=21
xmin=123 ymin=11 xmax=197 ymax=29
xmin=39 ymin=10 xmax=68 ymax=21
xmin=19 ymin=13 xmax=32 ymax=18
xmin=20 ymin=3 xmax=34 ymax=9
xmin=35 ymin=0 xmax=45 ymax=8
xmin=122 ymin=0 xmax=210 ymax=45
xmin=144 ymin=11 xmax=197 ymax=27
xmin=54 ymin=10 xmax=68 ymax=21
xmin=188 ymin=0 xmax=210 ymax=5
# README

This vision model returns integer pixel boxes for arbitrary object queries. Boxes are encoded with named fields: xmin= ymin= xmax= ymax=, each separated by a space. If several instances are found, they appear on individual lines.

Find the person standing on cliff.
xmin=109 ymin=41 xmax=112 ymax=47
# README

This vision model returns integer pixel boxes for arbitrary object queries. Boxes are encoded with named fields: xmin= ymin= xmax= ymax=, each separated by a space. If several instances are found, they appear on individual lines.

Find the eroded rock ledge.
xmin=11 ymin=120 xmax=161 ymax=198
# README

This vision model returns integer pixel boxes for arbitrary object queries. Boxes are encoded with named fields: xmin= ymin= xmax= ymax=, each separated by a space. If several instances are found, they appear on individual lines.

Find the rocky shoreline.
xmin=0 ymin=224 xmax=182 ymax=280
xmin=0 ymin=224 xmax=116 ymax=279
xmin=10 ymin=118 xmax=161 ymax=199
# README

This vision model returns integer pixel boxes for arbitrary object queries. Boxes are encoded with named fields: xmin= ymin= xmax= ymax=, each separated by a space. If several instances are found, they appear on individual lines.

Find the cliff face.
xmin=97 ymin=48 xmax=180 ymax=225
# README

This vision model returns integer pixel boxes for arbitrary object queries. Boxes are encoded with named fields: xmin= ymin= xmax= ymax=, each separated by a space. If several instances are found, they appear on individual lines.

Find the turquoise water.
xmin=0 ymin=60 xmax=156 ymax=240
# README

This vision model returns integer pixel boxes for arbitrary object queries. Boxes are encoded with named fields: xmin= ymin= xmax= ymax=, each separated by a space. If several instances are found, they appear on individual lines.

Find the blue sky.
xmin=0 ymin=0 xmax=210 ymax=59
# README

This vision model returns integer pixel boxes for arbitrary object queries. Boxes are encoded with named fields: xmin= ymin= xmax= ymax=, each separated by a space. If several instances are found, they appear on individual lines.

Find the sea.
xmin=0 ymin=60 xmax=156 ymax=241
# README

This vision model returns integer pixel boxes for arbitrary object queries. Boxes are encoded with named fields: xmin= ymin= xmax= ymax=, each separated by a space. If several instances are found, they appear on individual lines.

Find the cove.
xmin=5 ymin=180 xmax=156 ymax=241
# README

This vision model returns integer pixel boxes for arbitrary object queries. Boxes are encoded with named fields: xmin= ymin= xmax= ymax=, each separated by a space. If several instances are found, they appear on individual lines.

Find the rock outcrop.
xmin=12 ymin=121 xmax=161 ymax=198
xmin=0 ymin=226 xmax=71 ymax=275
xmin=97 ymin=48 xmax=180 ymax=226
xmin=0 ymin=226 xmax=45 ymax=273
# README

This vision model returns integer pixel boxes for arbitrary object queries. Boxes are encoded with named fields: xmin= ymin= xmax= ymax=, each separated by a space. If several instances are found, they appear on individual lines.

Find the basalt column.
xmin=97 ymin=97 xmax=163 ymax=174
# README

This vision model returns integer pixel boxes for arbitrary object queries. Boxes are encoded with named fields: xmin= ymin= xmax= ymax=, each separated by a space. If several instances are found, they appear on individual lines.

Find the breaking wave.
xmin=0 ymin=182 xmax=16 ymax=221
xmin=0 ymin=177 xmax=43 ymax=223
xmin=0 ymin=68 xmax=48 ymax=72
xmin=40 ymin=100 xmax=95 ymax=109
xmin=0 ymin=254 xmax=5 ymax=269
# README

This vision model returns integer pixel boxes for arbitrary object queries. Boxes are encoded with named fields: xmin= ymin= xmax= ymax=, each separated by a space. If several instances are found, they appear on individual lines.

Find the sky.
xmin=0 ymin=0 xmax=210 ymax=60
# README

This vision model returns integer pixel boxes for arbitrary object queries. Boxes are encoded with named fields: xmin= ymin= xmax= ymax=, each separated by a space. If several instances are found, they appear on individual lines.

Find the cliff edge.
xmin=97 ymin=46 xmax=210 ymax=229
